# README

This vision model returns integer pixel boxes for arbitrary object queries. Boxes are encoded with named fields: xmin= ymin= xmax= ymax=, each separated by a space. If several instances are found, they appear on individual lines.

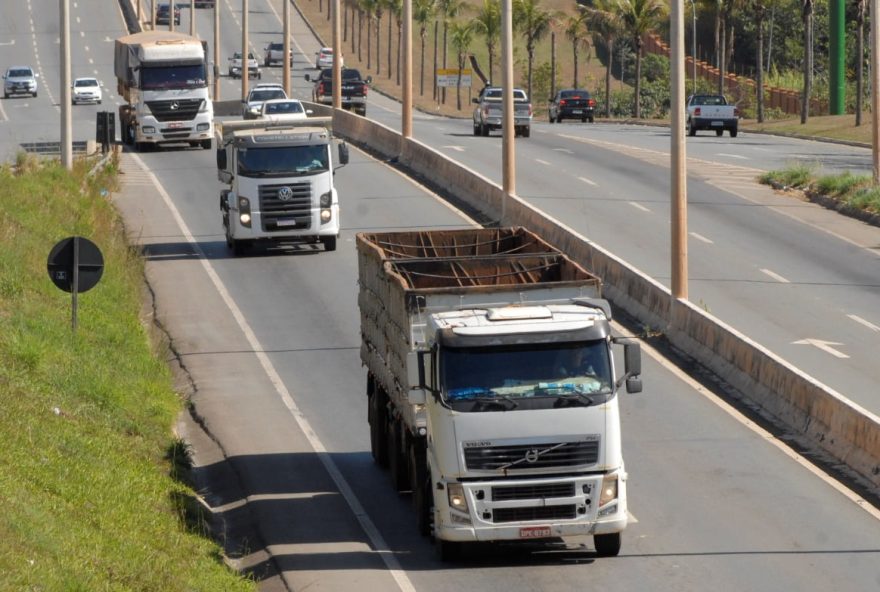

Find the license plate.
xmin=519 ymin=526 xmax=552 ymax=539
xmin=168 ymin=122 xmax=183 ymax=128
xmin=276 ymin=218 xmax=297 ymax=227
xmin=711 ymin=121 xmax=723 ymax=126
xmin=571 ymin=109 xmax=582 ymax=114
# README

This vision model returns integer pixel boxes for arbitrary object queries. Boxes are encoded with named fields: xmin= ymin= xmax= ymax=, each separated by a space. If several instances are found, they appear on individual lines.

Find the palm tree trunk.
xmin=420 ymin=32 xmax=426 ymax=96
xmin=367 ymin=18 xmax=372 ymax=69
xmin=377 ymin=14 xmax=382 ymax=75
xmin=442 ymin=22 xmax=449 ymax=104
xmin=605 ymin=39 xmax=613 ymax=118
xmin=433 ymin=20 xmax=439 ymax=100
xmin=756 ymin=8 xmax=764 ymax=123
xmin=387 ymin=15 xmax=393 ymax=79
xmin=573 ymin=44 xmax=578 ymax=88
xmin=856 ymin=2 xmax=865 ymax=126
xmin=634 ymin=41 xmax=642 ymax=118
xmin=801 ymin=1 xmax=812 ymax=124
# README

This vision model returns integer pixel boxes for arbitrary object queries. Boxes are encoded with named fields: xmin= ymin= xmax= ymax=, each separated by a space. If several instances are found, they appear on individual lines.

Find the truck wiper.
xmin=553 ymin=393 xmax=595 ymax=408
xmin=471 ymin=395 xmax=518 ymax=411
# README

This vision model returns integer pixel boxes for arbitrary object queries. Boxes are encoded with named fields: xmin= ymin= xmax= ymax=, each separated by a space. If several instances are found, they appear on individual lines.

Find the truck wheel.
xmin=369 ymin=385 xmax=389 ymax=467
xmin=321 ymin=236 xmax=337 ymax=252
xmin=481 ymin=124 xmax=489 ymax=137
xmin=715 ymin=129 xmax=723 ymax=137
xmin=594 ymin=532 xmax=621 ymax=557
xmin=232 ymin=239 xmax=249 ymax=257
xmin=589 ymin=115 xmax=595 ymax=123
xmin=730 ymin=128 xmax=738 ymax=138
xmin=521 ymin=127 xmax=530 ymax=138
xmin=548 ymin=113 xmax=555 ymax=123
xmin=201 ymin=139 xmax=212 ymax=150
xmin=387 ymin=419 xmax=409 ymax=493
xmin=409 ymin=444 xmax=430 ymax=536
xmin=688 ymin=121 xmax=696 ymax=137
xmin=473 ymin=122 xmax=480 ymax=136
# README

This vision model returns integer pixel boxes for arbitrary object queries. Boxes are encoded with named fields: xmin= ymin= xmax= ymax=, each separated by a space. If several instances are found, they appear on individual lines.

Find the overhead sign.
xmin=436 ymin=68 xmax=472 ymax=88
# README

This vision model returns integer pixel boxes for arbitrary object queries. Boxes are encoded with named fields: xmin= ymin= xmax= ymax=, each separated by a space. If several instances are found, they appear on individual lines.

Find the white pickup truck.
xmin=473 ymin=86 xmax=532 ymax=138
xmin=686 ymin=94 xmax=739 ymax=137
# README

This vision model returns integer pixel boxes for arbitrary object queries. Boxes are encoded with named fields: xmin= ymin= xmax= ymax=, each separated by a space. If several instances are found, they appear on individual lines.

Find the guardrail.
xmin=20 ymin=141 xmax=90 ymax=155
xmin=329 ymin=108 xmax=880 ymax=492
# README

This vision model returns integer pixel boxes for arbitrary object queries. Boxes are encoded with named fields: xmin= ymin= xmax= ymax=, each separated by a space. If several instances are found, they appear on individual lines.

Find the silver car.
xmin=3 ymin=66 xmax=38 ymax=98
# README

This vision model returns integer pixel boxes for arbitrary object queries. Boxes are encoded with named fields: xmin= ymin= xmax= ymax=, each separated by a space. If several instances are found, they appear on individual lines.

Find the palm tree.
xmin=513 ymin=0 xmax=553 ymax=99
xmin=439 ymin=0 xmax=467 ymax=103
xmin=472 ymin=0 xmax=501 ymax=85
xmin=386 ymin=0 xmax=401 ymax=81
xmin=414 ymin=0 xmax=435 ymax=95
xmin=581 ymin=0 xmax=622 ymax=118
xmin=564 ymin=11 xmax=588 ymax=89
xmin=617 ymin=0 xmax=666 ymax=118
xmin=449 ymin=20 xmax=477 ymax=110
xmin=752 ymin=0 xmax=766 ymax=122
xmin=375 ymin=0 xmax=384 ymax=76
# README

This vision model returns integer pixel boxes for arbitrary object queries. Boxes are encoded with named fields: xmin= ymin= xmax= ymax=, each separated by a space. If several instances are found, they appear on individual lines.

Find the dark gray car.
xmin=3 ymin=66 xmax=38 ymax=98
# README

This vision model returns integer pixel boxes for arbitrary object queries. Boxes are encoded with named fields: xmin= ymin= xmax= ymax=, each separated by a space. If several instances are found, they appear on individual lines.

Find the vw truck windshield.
xmin=441 ymin=341 xmax=613 ymax=412
xmin=141 ymin=64 xmax=206 ymax=90
xmin=237 ymin=145 xmax=329 ymax=177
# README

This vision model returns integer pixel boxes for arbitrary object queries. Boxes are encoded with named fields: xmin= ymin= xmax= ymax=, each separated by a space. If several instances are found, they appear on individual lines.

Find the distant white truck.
xmin=358 ymin=227 xmax=644 ymax=560
xmin=686 ymin=94 xmax=739 ymax=137
xmin=216 ymin=119 xmax=349 ymax=255
xmin=114 ymin=31 xmax=214 ymax=150
xmin=472 ymin=86 xmax=532 ymax=137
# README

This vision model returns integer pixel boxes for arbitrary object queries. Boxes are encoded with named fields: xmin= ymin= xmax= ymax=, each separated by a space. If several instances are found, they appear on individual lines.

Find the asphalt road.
xmin=3 ymin=0 xmax=880 ymax=590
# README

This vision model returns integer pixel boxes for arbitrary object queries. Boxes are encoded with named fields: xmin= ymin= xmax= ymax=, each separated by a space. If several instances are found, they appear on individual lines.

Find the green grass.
xmin=0 ymin=155 xmax=255 ymax=591
xmin=759 ymin=164 xmax=880 ymax=215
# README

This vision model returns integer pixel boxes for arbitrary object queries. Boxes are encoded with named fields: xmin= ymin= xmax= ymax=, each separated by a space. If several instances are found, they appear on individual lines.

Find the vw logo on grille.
xmin=277 ymin=186 xmax=294 ymax=201
xmin=524 ymin=449 xmax=540 ymax=464
xmin=169 ymin=101 xmax=180 ymax=111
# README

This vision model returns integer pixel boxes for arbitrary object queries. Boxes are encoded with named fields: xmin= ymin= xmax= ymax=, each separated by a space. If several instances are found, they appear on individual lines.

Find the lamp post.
xmin=689 ymin=0 xmax=696 ymax=95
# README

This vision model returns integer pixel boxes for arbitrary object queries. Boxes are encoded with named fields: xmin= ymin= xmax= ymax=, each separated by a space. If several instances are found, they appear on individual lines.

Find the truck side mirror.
xmin=304 ymin=73 xmax=311 ymax=82
xmin=406 ymin=351 xmax=429 ymax=404
xmin=624 ymin=342 xmax=641 ymax=376
xmin=215 ymin=148 xmax=226 ymax=170
xmin=472 ymin=97 xmax=479 ymax=104
xmin=337 ymin=142 xmax=349 ymax=166
xmin=365 ymin=75 xmax=372 ymax=84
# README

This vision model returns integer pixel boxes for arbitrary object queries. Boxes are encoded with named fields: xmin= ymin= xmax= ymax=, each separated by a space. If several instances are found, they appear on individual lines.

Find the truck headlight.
xmin=196 ymin=123 xmax=210 ymax=132
xmin=238 ymin=197 xmax=251 ymax=228
xmin=447 ymin=483 xmax=468 ymax=513
xmin=142 ymin=126 xmax=156 ymax=134
xmin=320 ymin=209 xmax=332 ymax=223
xmin=598 ymin=475 xmax=618 ymax=507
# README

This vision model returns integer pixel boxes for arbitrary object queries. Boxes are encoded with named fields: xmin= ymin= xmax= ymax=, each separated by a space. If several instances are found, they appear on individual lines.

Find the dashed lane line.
xmin=848 ymin=314 xmax=880 ymax=332
xmin=760 ymin=268 xmax=790 ymax=283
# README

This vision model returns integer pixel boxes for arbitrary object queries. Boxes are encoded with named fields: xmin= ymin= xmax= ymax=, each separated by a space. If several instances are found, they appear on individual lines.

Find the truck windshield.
xmin=141 ymin=64 xmax=206 ymax=90
xmin=237 ymin=145 xmax=329 ymax=177
xmin=441 ymin=341 xmax=613 ymax=412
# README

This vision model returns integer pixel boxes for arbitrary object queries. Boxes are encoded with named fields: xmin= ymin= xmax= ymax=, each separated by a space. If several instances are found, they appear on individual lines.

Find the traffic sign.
xmin=47 ymin=236 xmax=104 ymax=293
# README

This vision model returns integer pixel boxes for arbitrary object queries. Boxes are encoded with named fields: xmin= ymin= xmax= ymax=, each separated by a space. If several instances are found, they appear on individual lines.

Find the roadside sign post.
xmin=47 ymin=237 xmax=104 ymax=333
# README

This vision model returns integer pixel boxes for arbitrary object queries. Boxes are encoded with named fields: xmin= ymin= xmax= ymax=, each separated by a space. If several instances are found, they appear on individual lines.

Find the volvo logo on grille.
xmin=170 ymin=101 xmax=180 ymax=111
xmin=277 ymin=186 xmax=294 ymax=201
xmin=524 ymin=449 xmax=540 ymax=464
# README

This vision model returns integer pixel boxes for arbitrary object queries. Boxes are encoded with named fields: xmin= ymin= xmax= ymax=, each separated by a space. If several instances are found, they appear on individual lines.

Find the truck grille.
xmin=259 ymin=183 xmax=312 ymax=231
xmin=464 ymin=440 xmax=599 ymax=471
xmin=146 ymin=99 xmax=203 ymax=122
xmin=492 ymin=482 xmax=575 ymax=502
xmin=493 ymin=505 xmax=577 ymax=524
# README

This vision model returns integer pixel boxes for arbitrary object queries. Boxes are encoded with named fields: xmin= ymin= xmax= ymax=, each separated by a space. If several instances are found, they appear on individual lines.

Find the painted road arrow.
xmin=792 ymin=339 xmax=849 ymax=359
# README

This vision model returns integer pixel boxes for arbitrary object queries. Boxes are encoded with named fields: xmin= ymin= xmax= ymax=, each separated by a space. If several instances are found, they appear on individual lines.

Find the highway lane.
xmin=5 ymin=0 xmax=880 ymax=589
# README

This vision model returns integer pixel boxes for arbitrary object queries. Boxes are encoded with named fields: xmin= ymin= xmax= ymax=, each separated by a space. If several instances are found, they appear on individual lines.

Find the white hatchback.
xmin=72 ymin=77 xmax=102 ymax=104
xmin=315 ymin=47 xmax=342 ymax=69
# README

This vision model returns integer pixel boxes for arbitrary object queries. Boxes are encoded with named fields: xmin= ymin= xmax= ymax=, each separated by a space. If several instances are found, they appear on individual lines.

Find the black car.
xmin=549 ymin=89 xmax=596 ymax=123
xmin=155 ymin=3 xmax=181 ymax=25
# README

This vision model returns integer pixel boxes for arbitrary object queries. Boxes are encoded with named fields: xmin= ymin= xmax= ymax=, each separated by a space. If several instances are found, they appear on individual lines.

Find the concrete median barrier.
xmin=330 ymin=108 xmax=880 ymax=491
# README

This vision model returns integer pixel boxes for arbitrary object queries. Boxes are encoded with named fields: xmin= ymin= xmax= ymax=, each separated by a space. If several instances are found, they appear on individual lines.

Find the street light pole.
xmin=689 ymin=0 xmax=696 ymax=95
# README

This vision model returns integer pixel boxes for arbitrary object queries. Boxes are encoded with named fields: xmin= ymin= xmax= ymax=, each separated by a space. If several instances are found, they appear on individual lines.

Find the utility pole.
xmin=283 ymin=0 xmax=291 ymax=97
xmin=501 ymin=0 xmax=515 ymax=223
xmin=152 ymin=0 xmax=157 ymax=30
xmin=241 ymin=0 xmax=249 ymax=102
xmin=402 ymin=0 xmax=412 ymax=138
xmin=332 ymin=0 xmax=341 ymax=109
xmin=213 ymin=0 xmax=220 ymax=99
xmin=60 ymin=0 xmax=72 ymax=170
xmin=671 ymin=0 xmax=688 ymax=299
xmin=873 ymin=0 xmax=880 ymax=183
xmin=170 ymin=0 xmax=175 ymax=31
xmin=190 ymin=0 xmax=195 ymax=36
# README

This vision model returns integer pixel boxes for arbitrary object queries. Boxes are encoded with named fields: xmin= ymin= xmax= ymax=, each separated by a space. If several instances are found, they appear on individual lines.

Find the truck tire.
xmin=201 ymin=139 xmax=212 ymax=150
xmin=594 ymin=532 xmax=621 ymax=557
xmin=715 ymin=129 xmax=723 ymax=137
xmin=522 ymin=127 xmax=530 ymax=138
xmin=730 ymin=127 xmax=738 ymax=138
xmin=387 ymin=418 xmax=409 ymax=493
xmin=369 ymin=382 xmax=389 ymax=467
xmin=436 ymin=539 xmax=461 ymax=562
xmin=232 ymin=239 xmax=249 ymax=257
xmin=548 ymin=113 xmax=555 ymax=123
xmin=481 ymin=123 xmax=489 ymax=137
xmin=473 ymin=122 xmax=480 ymax=136
xmin=409 ymin=444 xmax=430 ymax=536
xmin=321 ymin=236 xmax=337 ymax=251
xmin=589 ymin=115 xmax=595 ymax=123
xmin=688 ymin=120 xmax=697 ymax=136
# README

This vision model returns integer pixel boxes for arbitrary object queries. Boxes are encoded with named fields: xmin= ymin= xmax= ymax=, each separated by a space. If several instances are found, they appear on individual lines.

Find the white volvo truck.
xmin=357 ymin=228 xmax=643 ymax=560
xmin=217 ymin=119 xmax=348 ymax=255
xmin=114 ymin=31 xmax=214 ymax=151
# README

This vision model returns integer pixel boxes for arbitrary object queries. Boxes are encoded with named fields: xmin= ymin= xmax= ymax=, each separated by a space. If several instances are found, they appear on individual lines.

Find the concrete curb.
xmin=330 ymin=108 xmax=880 ymax=491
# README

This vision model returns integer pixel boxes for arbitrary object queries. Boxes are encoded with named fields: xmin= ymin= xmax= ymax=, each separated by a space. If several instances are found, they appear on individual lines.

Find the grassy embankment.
xmin=0 ymin=155 xmax=254 ymax=590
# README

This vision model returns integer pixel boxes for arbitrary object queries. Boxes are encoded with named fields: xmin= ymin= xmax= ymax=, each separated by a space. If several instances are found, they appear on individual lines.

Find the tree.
xmin=800 ymin=0 xmax=812 ymax=124
xmin=564 ymin=11 xmax=588 ymax=88
xmin=449 ymin=20 xmax=477 ymax=110
xmin=582 ymin=0 xmax=623 ymax=118
xmin=617 ymin=0 xmax=666 ymax=118
xmin=473 ymin=0 xmax=501 ymax=85
xmin=413 ymin=0 xmax=435 ymax=96
xmin=513 ymin=0 xmax=553 ymax=99
xmin=359 ymin=0 xmax=380 ymax=70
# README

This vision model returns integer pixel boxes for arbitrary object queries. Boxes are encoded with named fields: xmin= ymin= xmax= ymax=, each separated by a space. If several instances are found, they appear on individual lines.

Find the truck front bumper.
xmin=229 ymin=205 xmax=341 ymax=241
xmin=136 ymin=113 xmax=213 ymax=144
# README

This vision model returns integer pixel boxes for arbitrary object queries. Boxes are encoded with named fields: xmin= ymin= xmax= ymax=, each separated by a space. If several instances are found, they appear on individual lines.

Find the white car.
xmin=259 ymin=99 xmax=312 ymax=122
xmin=315 ymin=47 xmax=342 ymax=69
xmin=242 ymin=85 xmax=287 ymax=119
xmin=3 ymin=66 xmax=38 ymax=98
xmin=72 ymin=77 xmax=102 ymax=104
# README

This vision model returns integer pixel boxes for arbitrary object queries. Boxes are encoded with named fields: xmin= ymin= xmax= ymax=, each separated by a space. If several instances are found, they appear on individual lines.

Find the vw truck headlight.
xmin=447 ymin=483 xmax=468 ymax=513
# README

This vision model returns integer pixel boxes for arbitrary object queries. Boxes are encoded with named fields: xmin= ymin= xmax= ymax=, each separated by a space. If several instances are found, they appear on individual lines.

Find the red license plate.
xmin=519 ymin=526 xmax=551 ymax=539
xmin=168 ymin=122 xmax=184 ymax=128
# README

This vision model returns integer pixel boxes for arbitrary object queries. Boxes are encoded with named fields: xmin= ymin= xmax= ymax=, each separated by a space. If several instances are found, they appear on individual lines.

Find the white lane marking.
xmin=0 ymin=39 xmax=15 ymax=46
xmin=80 ymin=31 xmax=85 ymax=38
xmin=578 ymin=176 xmax=597 ymax=186
xmin=535 ymin=158 xmax=551 ymax=166
xmin=443 ymin=145 xmax=464 ymax=152
xmin=88 ymin=58 xmax=94 ymax=64
xmin=76 ymin=16 xmax=80 ymax=23
xmin=553 ymin=148 xmax=573 ymax=154
xmin=689 ymin=232 xmax=714 ymax=244
xmin=629 ymin=202 xmax=651 ymax=212
xmin=760 ymin=268 xmax=790 ymax=283
xmin=131 ymin=152 xmax=418 ymax=592
xmin=792 ymin=339 xmax=849 ymax=359
xmin=0 ymin=97 xmax=7 ymax=122
xmin=627 ymin=324 xmax=880 ymax=522
xmin=84 ymin=45 xmax=89 ymax=52
xmin=717 ymin=153 xmax=747 ymax=160
xmin=847 ymin=314 xmax=880 ymax=332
